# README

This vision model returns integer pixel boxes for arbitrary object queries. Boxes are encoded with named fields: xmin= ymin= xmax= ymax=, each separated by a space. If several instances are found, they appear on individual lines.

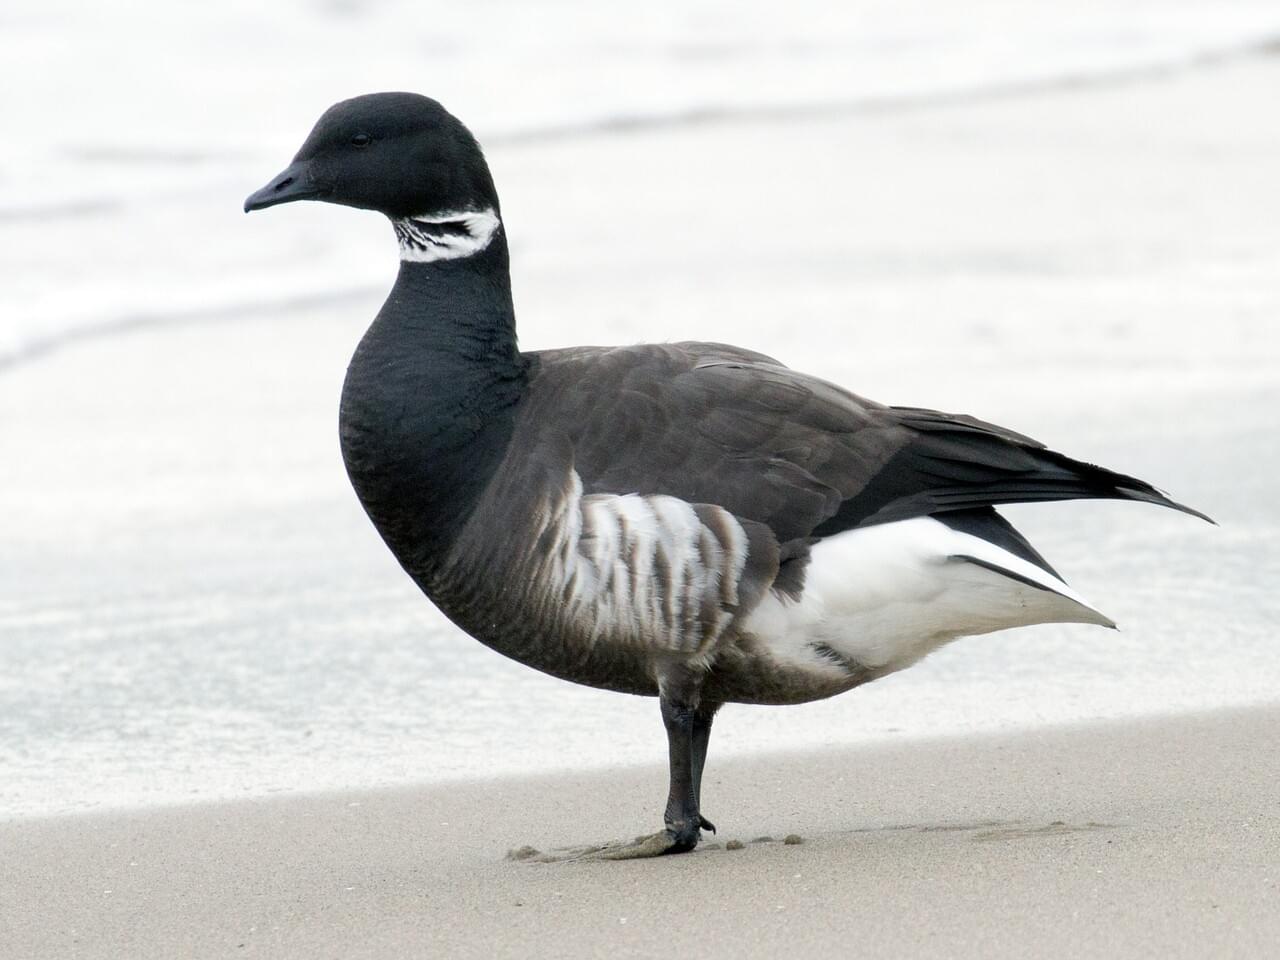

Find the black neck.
xmin=339 ymin=228 xmax=527 ymax=570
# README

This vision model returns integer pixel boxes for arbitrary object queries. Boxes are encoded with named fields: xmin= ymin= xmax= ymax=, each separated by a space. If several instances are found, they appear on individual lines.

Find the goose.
xmin=244 ymin=93 xmax=1208 ymax=857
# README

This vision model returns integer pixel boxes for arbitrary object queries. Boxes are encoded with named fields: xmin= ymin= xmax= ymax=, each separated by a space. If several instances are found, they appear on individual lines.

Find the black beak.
xmin=243 ymin=160 xmax=328 ymax=213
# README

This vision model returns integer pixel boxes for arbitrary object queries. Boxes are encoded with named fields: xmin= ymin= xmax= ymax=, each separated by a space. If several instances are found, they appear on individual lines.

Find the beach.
xmin=2 ymin=4 xmax=1279 ymax=957
xmin=4 ymin=706 xmax=1278 ymax=959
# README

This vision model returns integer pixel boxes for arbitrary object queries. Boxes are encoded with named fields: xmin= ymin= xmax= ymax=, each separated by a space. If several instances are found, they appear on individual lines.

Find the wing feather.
xmin=522 ymin=342 xmax=1208 ymax=557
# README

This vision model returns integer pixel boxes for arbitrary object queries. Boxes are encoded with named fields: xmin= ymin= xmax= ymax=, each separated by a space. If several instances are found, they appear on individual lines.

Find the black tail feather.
xmin=813 ymin=407 xmax=1214 ymax=536
xmin=1022 ymin=447 xmax=1214 ymax=524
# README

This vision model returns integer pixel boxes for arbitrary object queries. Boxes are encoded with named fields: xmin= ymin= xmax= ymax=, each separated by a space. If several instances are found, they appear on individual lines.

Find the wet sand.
xmin=3 ymin=55 xmax=1277 ymax=820
xmin=3 ymin=37 xmax=1278 ymax=960
xmin=4 ymin=705 xmax=1277 ymax=959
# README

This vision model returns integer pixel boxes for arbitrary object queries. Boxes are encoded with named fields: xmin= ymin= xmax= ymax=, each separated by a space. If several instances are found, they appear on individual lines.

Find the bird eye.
xmin=351 ymin=133 xmax=373 ymax=147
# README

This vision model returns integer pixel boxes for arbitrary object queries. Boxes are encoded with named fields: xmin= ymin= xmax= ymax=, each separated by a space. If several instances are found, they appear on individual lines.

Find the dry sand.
xmin=4 ymin=706 xmax=1277 ymax=959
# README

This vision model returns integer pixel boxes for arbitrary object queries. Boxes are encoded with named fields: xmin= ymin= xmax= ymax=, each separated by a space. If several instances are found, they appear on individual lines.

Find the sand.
xmin=4 ymin=705 xmax=1278 ymax=959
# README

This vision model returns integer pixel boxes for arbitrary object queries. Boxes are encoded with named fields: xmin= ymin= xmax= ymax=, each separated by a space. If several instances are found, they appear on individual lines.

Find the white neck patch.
xmin=392 ymin=208 xmax=501 ymax=263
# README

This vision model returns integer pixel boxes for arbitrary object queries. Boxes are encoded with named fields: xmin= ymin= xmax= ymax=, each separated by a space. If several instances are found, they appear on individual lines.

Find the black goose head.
xmin=244 ymin=93 xmax=498 ymax=219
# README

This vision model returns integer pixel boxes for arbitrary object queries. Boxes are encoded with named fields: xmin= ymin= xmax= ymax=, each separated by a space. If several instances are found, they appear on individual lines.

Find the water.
xmin=1 ymin=2 xmax=1278 ymax=818
xmin=4 ymin=0 xmax=1279 ymax=365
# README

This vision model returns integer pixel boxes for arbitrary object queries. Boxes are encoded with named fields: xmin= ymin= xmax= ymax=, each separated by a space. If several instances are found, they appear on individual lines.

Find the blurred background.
xmin=2 ymin=0 xmax=1278 ymax=817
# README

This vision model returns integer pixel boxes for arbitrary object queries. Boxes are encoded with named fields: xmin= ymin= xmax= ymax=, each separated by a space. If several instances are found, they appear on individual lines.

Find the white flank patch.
xmin=536 ymin=471 xmax=749 ymax=659
xmin=393 ymin=208 xmax=500 ymax=263
xmin=741 ymin=516 xmax=1114 ymax=678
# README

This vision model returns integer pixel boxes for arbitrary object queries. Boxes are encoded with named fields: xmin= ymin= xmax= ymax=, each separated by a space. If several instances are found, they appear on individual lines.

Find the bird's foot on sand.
xmin=507 ymin=824 xmax=710 ymax=863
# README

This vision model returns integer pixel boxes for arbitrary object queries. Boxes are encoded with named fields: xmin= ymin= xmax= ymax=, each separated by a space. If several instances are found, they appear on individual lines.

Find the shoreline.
xmin=4 ymin=695 xmax=1276 ymax=826
xmin=6 ymin=704 xmax=1278 ymax=959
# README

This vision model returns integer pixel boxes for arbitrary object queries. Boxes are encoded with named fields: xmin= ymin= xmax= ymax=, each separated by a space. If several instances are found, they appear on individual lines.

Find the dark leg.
xmin=659 ymin=675 xmax=721 ymax=853
xmin=660 ymin=695 xmax=702 ymax=851
xmin=506 ymin=673 xmax=719 ymax=862
xmin=690 ymin=702 xmax=720 ymax=833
